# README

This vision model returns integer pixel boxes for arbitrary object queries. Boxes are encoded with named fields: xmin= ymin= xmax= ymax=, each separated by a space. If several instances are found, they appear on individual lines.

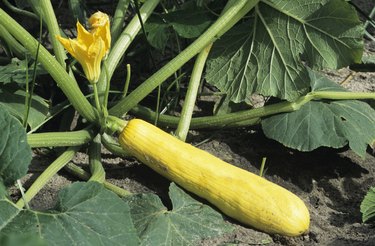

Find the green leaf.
xmin=261 ymin=72 xmax=375 ymax=157
xmin=361 ymin=187 xmax=375 ymax=223
xmin=125 ymin=183 xmax=234 ymax=245
xmin=0 ymin=58 xmax=46 ymax=84
xmin=68 ymin=0 xmax=87 ymax=26
xmin=0 ymin=87 xmax=49 ymax=130
xmin=164 ymin=2 xmax=213 ymax=39
xmin=0 ymin=182 xmax=140 ymax=246
xmin=0 ymin=107 xmax=31 ymax=186
xmin=0 ymin=233 xmax=46 ymax=246
xmin=205 ymin=0 xmax=363 ymax=102
xmin=145 ymin=15 xmax=170 ymax=52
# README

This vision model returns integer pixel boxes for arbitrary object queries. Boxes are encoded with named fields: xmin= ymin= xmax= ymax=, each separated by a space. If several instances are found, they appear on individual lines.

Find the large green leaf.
xmin=0 ymin=87 xmax=49 ymax=130
xmin=0 ymin=107 xmax=31 ymax=186
xmin=205 ymin=0 xmax=363 ymax=102
xmin=125 ymin=183 xmax=234 ymax=245
xmin=0 ymin=182 xmax=140 ymax=246
xmin=261 ymin=72 xmax=375 ymax=157
xmin=361 ymin=187 xmax=375 ymax=223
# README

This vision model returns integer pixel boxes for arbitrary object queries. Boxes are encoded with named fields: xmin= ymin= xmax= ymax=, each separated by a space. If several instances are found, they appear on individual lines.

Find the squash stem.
xmin=108 ymin=0 xmax=260 ymax=117
xmin=102 ymin=133 xmax=130 ymax=157
xmin=96 ymin=0 xmax=160 ymax=103
xmin=259 ymin=157 xmax=267 ymax=177
xmin=88 ymin=134 xmax=106 ymax=183
xmin=175 ymin=44 xmax=212 ymax=141
xmin=15 ymin=146 xmax=80 ymax=209
xmin=38 ymin=0 xmax=69 ymax=67
xmin=111 ymin=0 xmax=131 ymax=44
xmin=131 ymin=91 xmax=375 ymax=129
xmin=64 ymin=162 xmax=132 ymax=197
xmin=27 ymin=128 xmax=95 ymax=148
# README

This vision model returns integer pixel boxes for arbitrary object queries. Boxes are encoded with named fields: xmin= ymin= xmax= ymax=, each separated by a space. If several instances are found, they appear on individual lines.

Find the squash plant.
xmin=0 ymin=0 xmax=374 ymax=245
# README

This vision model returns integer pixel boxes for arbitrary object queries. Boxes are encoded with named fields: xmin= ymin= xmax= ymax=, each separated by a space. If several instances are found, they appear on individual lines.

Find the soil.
xmin=8 ymin=0 xmax=375 ymax=245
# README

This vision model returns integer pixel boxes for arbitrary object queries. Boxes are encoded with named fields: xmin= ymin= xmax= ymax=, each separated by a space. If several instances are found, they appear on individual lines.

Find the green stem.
xmin=109 ymin=0 xmax=259 ymax=117
xmin=27 ymin=128 xmax=94 ymax=148
xmin=259 ymin=157 xmax=267 ymax=177
xmin=88 ymin=134 xmax=105 ymax=183
xmin=310 ymin=91 xmax=375 ymax=100
xmin=3 ymin=0 xmax=39 ymax=20
xmin=0 ymin=24 xmax=26 ymax=59
xmin=111 ymin=0 xmax=131 ymax=43
xmin=93 ymin=83 xmax=102 ymax=112
xmin=64 ymin=162 xmax=131 ymax=197
xmin=175 ymin=44 xmax=212 ymax=141
xmin=39 ymin=0 xmax=68 ymax=67
xmin=101 ymin=133 xmax=130 ymax=157
xmin=131 ymin=91 xmax=375 ymax=129
xmin=97 ymin=0 xmax=160 ymax=103
xmin=122 ymin=64 xmax=131 ymax=97
xmin=0 ymin=9 xmax=97 ymax=123
xmin=16 ymin=146 xmax=80 ymax=208
xmin=23 ymin=15 xmax=42 ymax=129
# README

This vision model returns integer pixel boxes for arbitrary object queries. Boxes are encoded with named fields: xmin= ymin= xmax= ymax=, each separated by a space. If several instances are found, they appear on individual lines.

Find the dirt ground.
xmin=9 ymin=0 xmax=375 ymax=245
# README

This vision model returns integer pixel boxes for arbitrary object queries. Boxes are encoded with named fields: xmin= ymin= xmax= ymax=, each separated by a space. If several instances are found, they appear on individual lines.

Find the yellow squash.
xmin=119 ymin=119 xmax=310 ymax=236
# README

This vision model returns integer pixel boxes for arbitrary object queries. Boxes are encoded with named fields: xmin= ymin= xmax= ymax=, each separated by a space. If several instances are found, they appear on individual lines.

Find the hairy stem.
xmin=175 ymin=44 xmax=212 ymax=141
xmin=16 ymin=146 xmax=80 ymax=208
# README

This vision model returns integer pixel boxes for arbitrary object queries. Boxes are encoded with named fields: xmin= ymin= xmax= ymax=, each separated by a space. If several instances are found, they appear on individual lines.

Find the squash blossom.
xmin=56 ymin=12 xmax=111 ymax=83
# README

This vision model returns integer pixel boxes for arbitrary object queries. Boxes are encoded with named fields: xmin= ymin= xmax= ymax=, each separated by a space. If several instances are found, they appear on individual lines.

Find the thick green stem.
xmin=97 ymin=0 xmax=160 ymax=102
xmin=16 ymin=146 xmax=80 ymax=208
xmin=88 ymin=134 xmax=105 ymax=183
xmin=109 ymin=0 xmax=260 ymax=117
xmin=64 ymin=162 xmax=131 ymax=197
xmin=0 ymin=24 xmax=26 ymax=59
xmin=310 ymin=91 xmax=375 ymax=100
xmin=175 ymin=44 xmax=212 ymax=141
xmin=132 ymin=91 xmax=375 ymax=129
xmin=102 ymin=133 xmax=130 ymax=157
xmin=27 ymin=129 xmax=94 ymax=148
xmin=111 ymin=0 xmax=131 ymax=43
xmin=39 ymin=0 xmax=68 ymax=67
xmin=0 ymin=9 xmax=97 ymax=122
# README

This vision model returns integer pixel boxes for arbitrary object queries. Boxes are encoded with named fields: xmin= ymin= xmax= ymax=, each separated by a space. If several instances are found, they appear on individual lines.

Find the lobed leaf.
xmin=261 ymin=72 xmax=375 ymax=157
xmin=205 ymin=0 xmax=363 ymax=102
xmin=0 ymin=107 xmax=31 ymax=186
xmin=125 ymin=183 xmax=234 ymax=245
xmin=0 ymin=182 xmax=139 ymax=246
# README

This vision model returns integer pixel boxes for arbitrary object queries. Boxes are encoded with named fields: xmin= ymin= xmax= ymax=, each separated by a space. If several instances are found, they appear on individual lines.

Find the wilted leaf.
xmin=205 ymin=0 xmax=363 ymax=102
xmin=125 ymin=183 xmax=234 ymax=245
xmin=0 ymin=107 xmax=31 ymax=186
xmin=0 ymin=182 xmax=140 ymax=246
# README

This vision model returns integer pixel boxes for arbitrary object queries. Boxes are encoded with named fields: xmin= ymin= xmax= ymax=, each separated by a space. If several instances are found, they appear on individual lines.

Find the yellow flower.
xmin=89 ymin=11 xmax=111 ymax=54
xmin=56 ymin=12 xmax=111 ymax=83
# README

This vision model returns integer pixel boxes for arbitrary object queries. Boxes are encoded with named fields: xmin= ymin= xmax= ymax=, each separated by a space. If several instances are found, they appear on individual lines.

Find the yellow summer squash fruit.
xmin=119 ymin=119 xmax=310 ymax=236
